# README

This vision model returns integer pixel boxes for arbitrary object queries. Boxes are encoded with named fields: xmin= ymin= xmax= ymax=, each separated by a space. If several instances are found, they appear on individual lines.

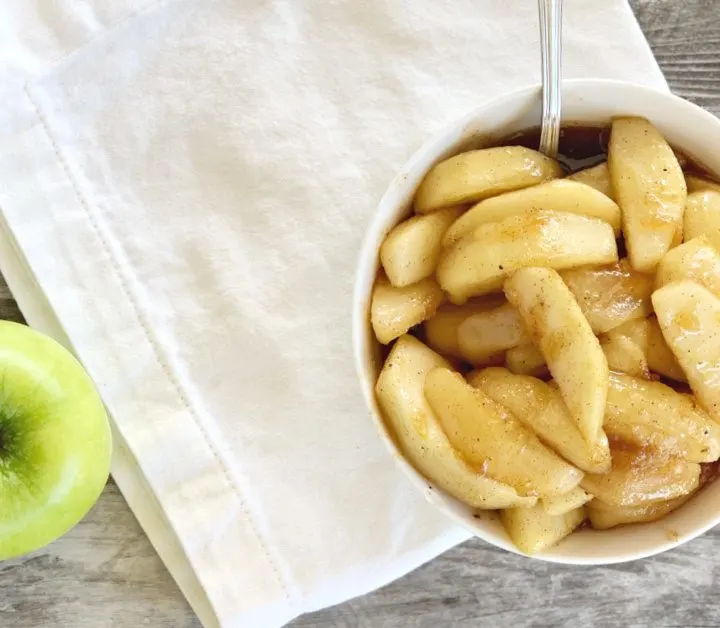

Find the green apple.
xmin=0 ymin=321 xmax=111 ymax=559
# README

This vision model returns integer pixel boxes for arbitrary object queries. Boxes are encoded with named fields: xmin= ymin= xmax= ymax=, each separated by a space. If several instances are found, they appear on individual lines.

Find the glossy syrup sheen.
xmin=502 ymin=123 xmax=720 ymax=180
xmin=502 ymin=125 xmax=610 ymax=173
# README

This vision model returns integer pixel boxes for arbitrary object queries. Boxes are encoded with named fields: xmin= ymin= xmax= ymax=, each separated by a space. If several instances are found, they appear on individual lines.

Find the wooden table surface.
xmin=2 ymin=1 xmax=720 ymax=626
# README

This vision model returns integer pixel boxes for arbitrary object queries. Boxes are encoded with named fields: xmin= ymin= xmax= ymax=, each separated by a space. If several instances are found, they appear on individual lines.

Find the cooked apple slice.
xmin=608 ymin=317 xmax=686 ymax=382
xmin=370 ymin=276 xmax=444 ymax=344
xmin=456 ymin=303 xmax=529 ymax=365
xmin=644 ymin=318 xmax=687 ymax=381
xmin=581 ymin=444 xmax=700 ymax=507
xmin=423 ymin=295 xmax=505 ymax=358
xmin=501 ymin=503 xmax=585 ymax=555
xmin=425 ymin=368 xmax=582 ymax=497
xmin=469 ymin=367 xmax=611 ymax=474
xmin=505 ymin=267 xmax=609 ymax=445
xmin=683 ymin=190 xmax=720 ymax=244
xmin=600 ymin=333 xmax=650 ymax=378
xmin=653 ymin=281 xmax=720 ymax=421
xmin=541 ymin=487 xmax=593 ymax=516
xmin=656 ymin=237 xmax=720 ymax=298
xmin=414 ymin=147 xmax=563 ymax=213
xmin=437 ymin=210 xmax=618 ymax=304
xmin=587 ymin=493 xmax=694 ymax=530
xmin=567 ymin=162 xmax=615 ymax=200
xmin=604 ymin=372 xmax=720 ymax=462
xmin=644 ymin=318 xmax=688 ymax=381
xmin=376 ymin=336 xmax=535 ymax=509
xmin=442 ymin=179 xmax=622 ymax=246
xmin=380 ymin=206 xmax=463 ymax=287
xmin=560 ymin=259 xmax=654 ymax=334
xmin=609 ymin=117 xmax=686 ymax=272
xmin=505 ymin=343 xmax=548 ymax=377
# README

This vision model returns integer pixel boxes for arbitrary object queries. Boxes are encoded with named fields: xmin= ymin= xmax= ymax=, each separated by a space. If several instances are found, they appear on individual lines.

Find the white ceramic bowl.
xmin=353 ymin=78 xmax=720 ymax=564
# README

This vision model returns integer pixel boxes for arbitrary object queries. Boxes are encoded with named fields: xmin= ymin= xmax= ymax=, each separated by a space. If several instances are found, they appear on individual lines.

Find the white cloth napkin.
xmin=0 ymin=1 xmax=666 ymax=626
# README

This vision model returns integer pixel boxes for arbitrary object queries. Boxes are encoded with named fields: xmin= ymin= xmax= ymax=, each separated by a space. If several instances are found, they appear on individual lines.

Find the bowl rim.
xmin=352 ymin=77 xmax=720 ymax=565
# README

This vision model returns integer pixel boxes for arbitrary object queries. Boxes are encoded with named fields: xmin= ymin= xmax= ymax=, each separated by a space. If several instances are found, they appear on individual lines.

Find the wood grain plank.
xmin=4 ymin=1 xmax=720 ymax=627
xmin=0 ymin=482 xmax=199 ymax=628
xmin=633 ymin=0 xmax=720 ymax=115
xmin=293 ymin=529 xmax=720 ymax=627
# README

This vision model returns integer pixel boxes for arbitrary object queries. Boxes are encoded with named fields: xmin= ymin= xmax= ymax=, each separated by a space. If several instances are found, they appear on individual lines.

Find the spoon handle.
xmin=538 ymin=0 xmax=563 ymax=158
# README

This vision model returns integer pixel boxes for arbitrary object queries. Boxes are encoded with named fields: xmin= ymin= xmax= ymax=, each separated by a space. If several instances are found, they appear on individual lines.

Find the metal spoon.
xmin=538 ymin=0 xmax=563 ymax=158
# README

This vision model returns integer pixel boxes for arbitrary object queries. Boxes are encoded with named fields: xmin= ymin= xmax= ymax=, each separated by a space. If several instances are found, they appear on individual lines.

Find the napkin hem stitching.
xmin=23 ymin=83 xmax=295 ymax=609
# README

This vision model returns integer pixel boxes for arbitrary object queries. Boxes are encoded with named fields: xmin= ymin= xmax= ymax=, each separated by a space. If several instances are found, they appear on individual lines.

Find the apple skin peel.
xmin=0 ymin=321 xmax=111 ymax=560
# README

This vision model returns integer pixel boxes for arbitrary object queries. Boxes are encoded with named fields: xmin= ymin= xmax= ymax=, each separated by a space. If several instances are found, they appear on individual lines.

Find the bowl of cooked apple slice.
xmin=353 ymin=78 xmax=720 ymax=563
